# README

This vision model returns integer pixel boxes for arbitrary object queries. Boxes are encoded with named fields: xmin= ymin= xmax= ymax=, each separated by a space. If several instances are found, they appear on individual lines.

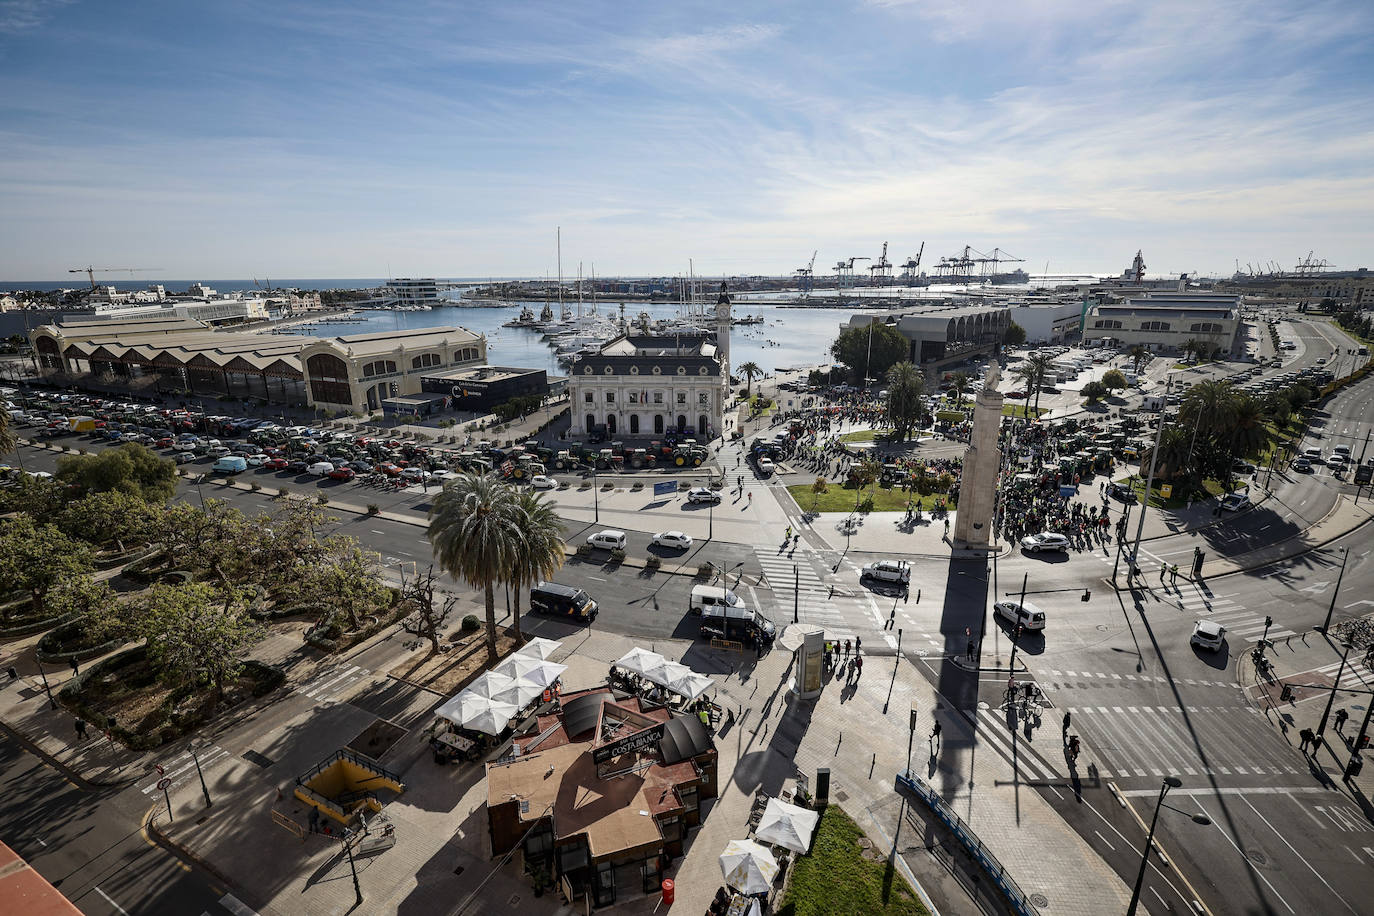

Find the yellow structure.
xmin=293 ymin=748 xmax=404 ymax=826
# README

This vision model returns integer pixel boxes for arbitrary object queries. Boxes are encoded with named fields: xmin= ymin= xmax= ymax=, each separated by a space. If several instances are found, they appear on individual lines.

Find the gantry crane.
xmin=68 ymin=266 xmax=158 ymax=290
xmin=900 ymin=242 xmax=924 ymax=284
xmin=795 ymin=250 xmax=818 ymax=298
xmin=976 ymin=247 xmax=1025 ymax=280
xmin=869 ymin=242 xmax=891 ymax=286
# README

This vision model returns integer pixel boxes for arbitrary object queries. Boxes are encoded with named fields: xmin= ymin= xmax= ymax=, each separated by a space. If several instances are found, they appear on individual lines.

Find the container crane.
xmin=869 ymin=242 xmax=891 ymax=286
xmin=900 ymin=242 xmax=924 ymax=284
xmin=795 ymin=250 xmax=818 ymax=298
xmin=68 ymin=266 xmax=159 ymax=290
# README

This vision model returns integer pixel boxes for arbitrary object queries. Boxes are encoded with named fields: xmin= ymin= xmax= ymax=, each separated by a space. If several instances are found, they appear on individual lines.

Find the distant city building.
xmin=1005 ymin=299 xmax=1085 ymax=345
xmin=0 ymin=295 xmax=19 ymax=313
xmin=1084 ymin=292 xmax=1243 ymax=356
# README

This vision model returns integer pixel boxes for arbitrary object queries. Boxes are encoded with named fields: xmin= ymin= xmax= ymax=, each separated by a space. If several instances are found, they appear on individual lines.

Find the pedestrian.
xmin=855 ymin=636 xmax=862 ymax=655
xmin=1160 ymin=565 xmax=1167 ymax=584
xmin=73 ymin=718 xmax=87 ymax=741
xmin=1299 ymin=727 xmax=1314 ymax=753
xmin=930 ymin=721 xmax=942 ymax=749
xmin=308 ymin=806 xmax=321 ymax=833
xmin=1170 ymin=564 xmax=1179 ymax=584
xmin=854 ymin=655 xmax=863 ymax=679
xmin=1335 ymin=708 xmax=1349 ymax=734
xmin=1062 ymin=710 xmax=1071 ymax=742
xmin=69 ymin=658 xmax=79 ymax=676
xmin=843 ymin=639 xmax=851 ymax=658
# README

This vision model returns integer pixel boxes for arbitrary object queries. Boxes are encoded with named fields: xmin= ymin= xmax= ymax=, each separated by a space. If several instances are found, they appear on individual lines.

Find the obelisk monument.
xmin=952 ymin=365 xmax=1004 ymax=549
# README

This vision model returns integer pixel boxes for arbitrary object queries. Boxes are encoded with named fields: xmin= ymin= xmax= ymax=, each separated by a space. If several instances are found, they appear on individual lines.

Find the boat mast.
xmin=557 ymin=226 xmax=568 ymax=321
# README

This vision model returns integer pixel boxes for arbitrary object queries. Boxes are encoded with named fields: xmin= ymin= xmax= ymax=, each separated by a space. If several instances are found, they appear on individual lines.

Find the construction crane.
xmin=68 ymin=266 xmax=158 ymax=290
xmin=795 ymin=250 xmax=818 ymax=298
xmin=900 ymin=242 xmax=924 ymax=284
xmin=976 ymin=247 xmax=1025 ymax=280
xmin=1130 ymin=250 xmax=1146 ymax=283
xmin=869 ymin=242 xmax=891 ymax=286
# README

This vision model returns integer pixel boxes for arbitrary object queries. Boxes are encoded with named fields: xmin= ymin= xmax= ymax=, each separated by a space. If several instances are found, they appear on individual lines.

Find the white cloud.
xmin=0 ymin=0 xmax=70 ymax=34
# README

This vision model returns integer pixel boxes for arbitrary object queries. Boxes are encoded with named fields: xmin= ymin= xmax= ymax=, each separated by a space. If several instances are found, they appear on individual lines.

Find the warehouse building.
xmin=1083 ymin=292 xmax=1244 ymax=357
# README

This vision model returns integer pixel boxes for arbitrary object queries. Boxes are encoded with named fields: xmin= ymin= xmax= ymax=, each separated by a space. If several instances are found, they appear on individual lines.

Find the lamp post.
xmin=1129 ymin=377 xmax=1172 ymax=578
xmin=793 ymin=565 xmax=799 ymax=623
xmin=1126 ymin=776 xmax=1210 ymax=916
xmin=36 ymin=658 xmax=57 ymax=710
xmin=189 ymin=737 xmax=213 ymax=808
xmin=341 ymin=829 xmax=364 ymax=906
xmin=592 ymin=468 xmax=599 ymax=523
xmin=1316 ymin=640 xmax=1354 ymax=743
xmin=1319 ymin=547 xmax=1348 ymax=634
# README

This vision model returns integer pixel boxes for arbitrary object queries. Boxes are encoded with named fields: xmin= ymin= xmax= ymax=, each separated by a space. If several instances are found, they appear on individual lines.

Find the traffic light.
xmin=1345 ymin=756 xmax=1363 ymax=780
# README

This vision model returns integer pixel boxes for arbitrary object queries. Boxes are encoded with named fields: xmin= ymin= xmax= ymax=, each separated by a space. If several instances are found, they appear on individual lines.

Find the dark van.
xmin=529 ymin=582 xmax=598 ymax=623
xmin=699 ymin=605 xmax=776 ymax=647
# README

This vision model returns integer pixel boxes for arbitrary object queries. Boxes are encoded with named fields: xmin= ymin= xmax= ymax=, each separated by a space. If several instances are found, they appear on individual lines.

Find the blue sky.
xmin=1 ymin=0 xmax=1372 ymax=281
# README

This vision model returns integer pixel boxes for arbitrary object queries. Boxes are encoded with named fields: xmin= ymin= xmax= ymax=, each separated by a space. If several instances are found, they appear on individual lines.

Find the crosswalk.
xmin=1064 ymin=703 xmax=1301 ymax=781
xmin=752 ymin=547 xmax=901 ymax=651
xmin=1175 ymin=587 xmax=1297 ymax=645
xmin=205 ymin=892 xmax=260 ymax=916
xmin=298 ymin=663 xmax=371 ymax=704
xmin=1040 ymin=669 xmax=1240 ymax=691
xmin=969 ymin=706 xmax=1067 ymax=782
xmin=140 ymin=744 xmax=231 ymax=796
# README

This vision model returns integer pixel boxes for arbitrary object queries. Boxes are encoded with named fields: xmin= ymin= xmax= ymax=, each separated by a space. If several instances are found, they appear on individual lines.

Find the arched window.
xmin=411 ymin=352 xmax=441 ymax=369
xmin=362 ymin=360 xmax=397 ymax=377
xmin=307 ymin=353 xmax=352 ymax=404
xmin=35 ymin=336 xmax=62 ymax=369
xmin=1140 ymin=321 xmax=1171 ymax=332
xmin=1188 ymin=322 xmax=1223 ymax=334
xmin=1093 ymin=319 xmax=1123 ymax=330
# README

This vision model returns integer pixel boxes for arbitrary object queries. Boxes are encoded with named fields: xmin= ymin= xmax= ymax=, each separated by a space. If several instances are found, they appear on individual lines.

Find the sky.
xmin=1 ymin=0 xmax=1372 ymax=281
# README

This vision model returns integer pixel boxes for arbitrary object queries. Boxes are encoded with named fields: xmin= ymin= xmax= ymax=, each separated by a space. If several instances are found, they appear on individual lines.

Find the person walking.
xmin=1299 ymin=727 xmax=1314 ymax=753
xmin=1160 ymin=565 xmax=1167 ymax=585
xmin=1062 ymin=711 xmax=1072 ymax=743
xmin=1335 ymin=708 xmax=1349 ymax=735
xmin=1170 ymin=564 xmax=1179 ymax=584
xmin=843 ymin=639 xmax=851 ymax=658
xmin=854 ymin=636 xmax=862 ymax=655
xmin=73 ymin=718 xmax=87 ymax=741
xmin=854 ymin=655 xmax=863 ymax=679
xmin=930 ymin=721 xmax=942 ymax=751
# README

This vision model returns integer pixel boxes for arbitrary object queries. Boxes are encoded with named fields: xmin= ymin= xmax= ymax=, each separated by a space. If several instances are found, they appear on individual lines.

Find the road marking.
xmin=1094 ymin=829 xmax=1116 ymax=851
xmin=95 ymin=887 xmax=130 ymax=915
xmin=1241 ymin=794 xmax=1358 ymax=915
xmin=1192 ymin=799 xmax=1295 ymax=914
xmin=219 ymin=893 xmax=260 ymax=916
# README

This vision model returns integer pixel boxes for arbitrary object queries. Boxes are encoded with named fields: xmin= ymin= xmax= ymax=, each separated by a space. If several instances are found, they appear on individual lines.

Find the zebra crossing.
xmin=969 ymin=706 xmax=1067 ymax=782
xmin=1040 ymin=668 xmax=1240 ymax=691
xmin=1064 ymin=703 xmax=1302 ymax=781
xmin=141 ymin=744 xmax=231 ymax=796
xmin=1173 ymin=588 xmax=1297 ymax=645
xmin=297 ymin=663 xmax=371 ymax=704
xmin=752 ymin=548 xmax=899 ymax=650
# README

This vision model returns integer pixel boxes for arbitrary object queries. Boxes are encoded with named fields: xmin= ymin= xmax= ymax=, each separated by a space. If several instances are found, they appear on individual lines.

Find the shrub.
xmin=609 ymin=547 xmax=626 ymax=562
xmin=645 ymin=555 xmax=662 ymax=570
xmin=461 ymin=614 xmax=480 ymax=632
xmin=696 ymin=563 xmax=714 ymax=579
xmin=250 ymin=481 xmax=262 ymax=491
xmin=858 ymin=495 xmax=875 ymax=513
xmin=277 ymin=487 xmax=289 ymax=497
xmin=316 ymin=494 xmax=328 ymax=505
xmin=367 ymin=503 xmax=380 ymax=515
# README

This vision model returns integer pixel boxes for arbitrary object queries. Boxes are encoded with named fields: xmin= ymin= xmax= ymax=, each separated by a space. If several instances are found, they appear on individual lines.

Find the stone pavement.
xmin=1236 ymin=621 xmax=1374 ymax=799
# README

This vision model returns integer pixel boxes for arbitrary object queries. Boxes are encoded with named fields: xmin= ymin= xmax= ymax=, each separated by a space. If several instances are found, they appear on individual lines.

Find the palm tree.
xmin=884 ymin=361 xmax=925 ymax=440
xmin=1014 ymin=353 xmax=1055 ymax=416
xmin=1227 ymin=394 xmax=1272 ymax=467
xmin=506 ymin=489 xmax=566 ymax=645
xmin=428 ymin=475 xmax=521 ymax=665
xmin=1149 ymin=424 xmax=1193 ymax=480
xmin=0 ymin=411 xmax=13 ymax=458
xmin=950 ymin=371 xmax=971 ymax=408
xmin=1179 ymin=379 xmax=1238 ymax=479
xmin=738 ymin=361 xmax=762 ymax=396
xmin=1128 ymin=345 xmax=1148 ymax=375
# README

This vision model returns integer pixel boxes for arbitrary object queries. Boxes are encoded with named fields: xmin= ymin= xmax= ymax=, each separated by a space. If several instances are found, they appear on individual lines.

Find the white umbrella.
xmin=777 ymin=623 xmax=825 ymax=652
xmin=464 ymin=671 xmax=518 ymax=700
xmin=494 ymin=654 xmax=568 ymax=689
xmin=491 ymin=678 xmax=544 ymax=707
xmin=719 ymin=839 xmax=778 ymax=895
xmin=669 ymin=670 xmax=714 ymax=701
xmin=461 ymin=698 xmax=520 ymax=736
xmin=655 ymin=660 xmax=694 ymax=688
xmin=615 ymin=647 xmax=665 ymax=677
xmin=754 ymin=798 xmax=820 ymax=854
xmin=515 ymin=637 xmax=562 ymax=661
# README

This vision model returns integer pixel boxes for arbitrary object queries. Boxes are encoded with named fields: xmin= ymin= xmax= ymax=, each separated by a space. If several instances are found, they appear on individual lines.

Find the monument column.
xmin=952 ymin=367 xmax=1005 ymax=549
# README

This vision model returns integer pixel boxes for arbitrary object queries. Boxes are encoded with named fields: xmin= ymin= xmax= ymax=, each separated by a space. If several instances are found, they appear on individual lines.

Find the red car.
xmin=1005 ymin=390 xmax=1028 ymax=399
xmin=156 ymin=437 xmax=175 ymax=448
xmin=327 ymin=467 xmax=356 ymax=481
xmin=376 ymin=462 xmax=403 ymax=477
xmin=264 ymin=457 xmax=289 ymax=470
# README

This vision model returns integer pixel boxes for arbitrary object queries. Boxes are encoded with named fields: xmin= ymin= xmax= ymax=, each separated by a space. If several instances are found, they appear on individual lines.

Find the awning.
xmin=659 ymin=713 xmax=713 ymax=765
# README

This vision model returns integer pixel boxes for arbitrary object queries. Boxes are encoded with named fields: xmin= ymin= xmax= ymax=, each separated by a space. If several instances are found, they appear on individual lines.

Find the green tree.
xmin=1002 ymin=322 xmax=1027 ymax=347
xmin=139 ymin=581 xmax=261 ymax=705
xmin=1081 ymin=381 xmax=1109 ymax=404
xmin=1014 ymin=353 xmax=1056 ymax=415
xmin=1227 ymin=394 xmax=1272 ymax=465
xmin=0 ymin=475 xmax=64 ymax=519
xmin=810 ymin=477 xmax=828 ymax=511
xmin=884 ymin=361 xmax=926 ymax=441
xmin=56 ymin=442 xmax=176 ymax=504
xmin=57 ymin=490 xmax=158 ymax=550
xmin=0 ymin=409 xmax=14 ymax=459
xmin=506 ymin=489 xmax=567 ymax=644
xmin=737 ymin=361 xmax=763 ymax=396
xmin=428 ymin=475 xmax=521 ymax=665
xmin=830 ymin=322 xmax=907 ymax=385
xmin=1143 ymin=424 xmax=1193 ymax=481
xmin=0 ymin=517 xmax=94 ymax=621
xmin=950 ymin=371 xmax=971 ymax=407
xmin=1100 ymin=369 xmax=1128 ymax=392
xmin=49 ymin=577 xmax=123 ymax=641
xmin=308 ymin=536 xmax=390 ymax=631
xmin=1180 ymin=339 xmax=1200 ymax=363
xmin=1128 ymin=345 xmax=1148 ymax=375
xmin=849 ymin=458 xmax=881 ymax=510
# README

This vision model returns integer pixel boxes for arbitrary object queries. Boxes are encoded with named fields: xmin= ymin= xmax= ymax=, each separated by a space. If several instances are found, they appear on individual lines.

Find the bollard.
xmin=916 ymin=589 xmax=921 ymax=604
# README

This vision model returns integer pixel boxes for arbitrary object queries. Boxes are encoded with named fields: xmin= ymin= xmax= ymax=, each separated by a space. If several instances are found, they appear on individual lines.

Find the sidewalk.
xmin=1235 ymin=622 xmax=1374 ymax=799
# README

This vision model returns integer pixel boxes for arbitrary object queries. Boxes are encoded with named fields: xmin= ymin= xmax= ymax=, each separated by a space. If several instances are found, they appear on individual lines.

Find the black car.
xmin=1106 ymin=482 xmax=1138 ymax=504
xmin=287 ymin=459 xmax=310 ymax=473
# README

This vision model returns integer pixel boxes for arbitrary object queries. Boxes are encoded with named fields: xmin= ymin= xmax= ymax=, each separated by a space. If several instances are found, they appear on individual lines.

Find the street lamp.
xmin=1319 ymin=547 xmax=1349 ymax=634
xmin=592 ymin=467 xmax=599 ymax=523
xmin=1126 ymin=777 xmax=1211 ymax=916
xmin=1316 ymin=639 xmax=1354 ymax=743
xmin=189 ymin=737 xmax=213 ymax=808
xmin=341 ymin=828 xmax=364 ymax=906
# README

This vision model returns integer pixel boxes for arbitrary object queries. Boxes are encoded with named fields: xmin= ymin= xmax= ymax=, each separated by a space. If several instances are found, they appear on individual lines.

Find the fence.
xmin=896 ymin=770 xmax=1040 ymax=916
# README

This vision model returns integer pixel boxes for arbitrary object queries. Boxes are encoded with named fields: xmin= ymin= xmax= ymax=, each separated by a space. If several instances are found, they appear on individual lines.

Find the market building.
xmin=1083 ymin=292 xmax=1244 ymax=357
xmin=843 ymin=302 xmax=1011 ymax=374
xmin=484 ymin=686 xmax=717 ymax=907
xmin=29 ymin=316 xmax=487 ymax=412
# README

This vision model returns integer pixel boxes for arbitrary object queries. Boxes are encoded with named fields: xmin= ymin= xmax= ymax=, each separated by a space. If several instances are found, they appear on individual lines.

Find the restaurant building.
xmin=485 ymin=686 xmax=717 ymax=908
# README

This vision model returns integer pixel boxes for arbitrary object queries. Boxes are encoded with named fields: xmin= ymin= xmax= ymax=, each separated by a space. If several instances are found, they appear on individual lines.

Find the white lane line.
xmin=1094 ymin=829 xmax=1116 ymax=851
xmin=1192 ymin=799 xmax=1295 ymax=914
xmin=1241 ymin=794 xmax=1358 ymax=915
xmin=95 ymin=887 xmax=130 ymax=915
xmin=220 ymin=893 xmax=260 ymax=916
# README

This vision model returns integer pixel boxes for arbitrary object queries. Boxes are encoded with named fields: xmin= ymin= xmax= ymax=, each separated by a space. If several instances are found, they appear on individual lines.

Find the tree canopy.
xmin=139 ymin=581 xmax=261 ymax=704
xmin=830 ymin=322 xmax=907 ymax=384
xmin=884 ymin=361 xmax=926 ymax=441
xmin=56 ymin=442 xmax=176 ymax=504
xmin=1081 ymin=381 xmax=1109 ymax=403
xmin=1002 ymin=322 xmax=1027 ymax=347
xmin=0 ymin=517 xmax=94 ymax=620
xmin=1100 ymin=369 xmax=1128 ymax=391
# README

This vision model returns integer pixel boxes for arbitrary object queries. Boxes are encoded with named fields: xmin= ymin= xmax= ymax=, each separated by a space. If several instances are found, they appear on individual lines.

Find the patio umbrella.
xmin=460 ymin=696 xmax=520 ymax=735
xmin=494 ymin=654 xmax=568 ymax=689
xmin=614 ymin=647 xmax=665 ymax=677
xmin=464 ymin=671 xmax=518 ymax=700
xmin=668 ymin=670 xmax=714 ymax=701
xmin=491 ymin=677 xmax=544 ymax=708
xmin=515 ymin=637 xmax=563 ymax=661
xmin=777 ymin=623 xmax=825 ymax=652
xmin=754 ymin=799 xmax=820 ymax=854
xmin=654 ymin=660 xmax=694 ymax=689
xmin=719 ymin=839 xmax=778 ymax=895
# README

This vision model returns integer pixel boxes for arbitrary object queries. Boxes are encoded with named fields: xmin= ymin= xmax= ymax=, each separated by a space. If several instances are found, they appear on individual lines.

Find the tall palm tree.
xmin=0 ymin=412 xmax=14 ymax=464
xmin=1179 ymin=379 xmax=1238 ymax=479
xmin=1149 ymin=424 xmax=1193 ymax=480
xmin=1227 ymin=394 xmax=1272 ymax=466
xmin=506 ymin=489 xmax=566 ymax=645
xmin=1128 ymin=345 xmax=1148 ymax=375
xmin=884 ymin=360 xmax=925 ymax=440
xmin=428 ymin=474 xmax=520 ymax=665
xmin=1014 ymin=353 xmax=1055 ymax=416
xmin=738 ymin=361 xmax=762 ymax=396
xmin=950 ymin=371 xmax=971 ymax=408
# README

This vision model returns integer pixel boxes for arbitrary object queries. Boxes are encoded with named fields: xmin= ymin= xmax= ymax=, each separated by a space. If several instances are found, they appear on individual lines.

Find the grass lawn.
xmin=777 ymin=806 xmax=929 ymax=916
xmin=1001 ymin=403 xmax=1045 ymax=418
xmin=787 ymin=482 xmax=953 ymax=513
xmin=839 ymin=429 xmax=885 ymax=443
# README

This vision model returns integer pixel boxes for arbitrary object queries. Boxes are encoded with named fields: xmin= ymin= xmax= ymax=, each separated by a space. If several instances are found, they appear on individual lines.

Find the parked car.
xmin=1106 ymin=482 xmax=1138 ymax=504
xmin=530 ymin=475 xmax=557 ymax=490
xmin=287 ymin=459 xmax=310 ymax=473
xmin=686 ymin=487 xmax=721 ymax=504
xmin=1191 ymin=620 xmax=1226 ymax=651
xmin=264 ymin=457 xmax=289 ymax=470
xmin=245 ymin=454 xmax=272 ymax=467
xmin=861 ymin=560 xmax=911 ymax=584
xmin=327 ymin=467 xmax=356 ymax=481
xmin=307 ymin=461 xmax=335 ymax=476
xmin=586 ymin=530 xmax=627 ymax=550
xmin=1020 ymin=532 xmax=1071 ymax=553
xmin=1218 ymin=492 xmax=1250 ymax=512
xmin=206 ymin=446 xmax=231 ymax=459
xmin=401 ymin=467 xmax=432 ymax=482
xmin=173 ymin=451 xmax=197 ymax=464
xmin=652 ymin=531 xmax=693 ymax=550
xmin=756 ymin=456 xmax=776 ymax=476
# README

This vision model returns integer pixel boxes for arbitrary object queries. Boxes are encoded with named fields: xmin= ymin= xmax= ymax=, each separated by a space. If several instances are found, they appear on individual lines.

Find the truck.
xmin=67 ymin=415 xmax=97 ymax=433
xmin=1141 ymin=394 xmax=1165 ymax=411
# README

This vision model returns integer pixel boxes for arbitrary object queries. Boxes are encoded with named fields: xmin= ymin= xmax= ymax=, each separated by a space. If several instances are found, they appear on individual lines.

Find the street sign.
xmin=653 ymin=481 xmax=676 ymax=497
xmin=155 ymin=764 xmax=165 ymax=776
xmin=1160 ymin=483 xmax=1173 ymax=498
xmin=157 ymin=777 xmax=172 ymax=790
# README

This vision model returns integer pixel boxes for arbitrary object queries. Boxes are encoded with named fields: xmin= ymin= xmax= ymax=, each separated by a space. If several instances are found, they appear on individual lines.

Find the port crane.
xmin=974 ymin=247 xmax=1025 ymax=280
xmin=869 ymin=242 xmax=892 ymax=286
xmin=833 ymin=256 xmax=869 ymax=294
xmin=68 ymin=266 xmax=158 ymax=290
xmin=899 ymin=242 xmax=924 ymax=284
xmin=1294 ymin=251 xmax=1332 ymax=276
xmin=795 ymin=250 xmax=817 ymax=298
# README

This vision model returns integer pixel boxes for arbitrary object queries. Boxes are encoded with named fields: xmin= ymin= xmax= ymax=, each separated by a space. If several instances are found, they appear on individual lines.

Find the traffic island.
xmin=776 ymin=804 xmax=930 ymax=916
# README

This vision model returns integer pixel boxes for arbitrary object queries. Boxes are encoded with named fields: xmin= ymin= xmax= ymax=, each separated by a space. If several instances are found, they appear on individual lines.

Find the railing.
xmin=296 ymin=747 xmax=403 ymax=788
xmin=896 ymin=770 xmax=1040 ymax=916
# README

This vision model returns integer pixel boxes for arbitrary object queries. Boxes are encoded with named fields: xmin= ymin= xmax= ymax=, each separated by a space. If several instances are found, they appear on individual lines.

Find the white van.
xmin=586 ymin=530 xmax=627 ymax=550
xmin=994 ymin=600 xmax=1047 ymax=631
xmin=690 ymin=585 xmax=745 ymax=616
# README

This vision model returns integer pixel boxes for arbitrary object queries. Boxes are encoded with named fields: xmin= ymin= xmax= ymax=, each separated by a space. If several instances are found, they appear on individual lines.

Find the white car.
xmin=530 ymin=475 xmax=557 ymax=490
xmin=756 ymin=457 xmax=776 ymax=476
xmin=1020 ymin=532 xmax=1070 ymax=553
xmin=401 ymin=467 xmax=432 ymax=482
xmin=994 ymin=600 xmax=1047 ymax=631
xmin=307 ymin=461 xmax=335 ymax=476
xmin=1191 ymin=619 xmax=1226 ymax=651
xmin=686 ymin=487 xmax=721 ymax=504
xmin=862 ymin=560 xmax=911 ymax=584
xmin=586 ymin=530 xmax=627 ymax=550
xmin=206 ymin=446 xmax=231 ymax=459
xmin=1218 ymin=492 xmax=1250 ymax=512
xmin=652 ymin=531 xmax=693 ymax=550
xmin=431 ymin=469 xmax=460 ymax=481
xmin=173 ymin=451 xmax=197 ymax=464
xmin=245 ymin=454 xmax=272 ymax=467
